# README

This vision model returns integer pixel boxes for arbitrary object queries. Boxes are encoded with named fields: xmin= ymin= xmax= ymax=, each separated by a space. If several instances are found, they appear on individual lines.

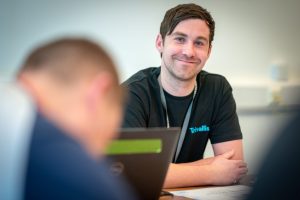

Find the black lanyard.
xmin=158 ymin=75 xmax=197 ymax=162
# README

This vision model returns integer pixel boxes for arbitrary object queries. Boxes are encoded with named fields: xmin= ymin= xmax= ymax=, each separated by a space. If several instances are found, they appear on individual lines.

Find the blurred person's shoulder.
xmin=25 ymin=112 xmax=137 ymax=200
xmin=246 ymin=111 xmax=300 ymax=200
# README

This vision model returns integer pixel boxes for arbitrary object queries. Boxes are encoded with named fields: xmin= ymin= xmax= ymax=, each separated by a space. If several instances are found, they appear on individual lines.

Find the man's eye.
xmin=175 ymin=37 xmax=185 ymax=43
xmin=195 ymin=41 xmax=204 ymax=46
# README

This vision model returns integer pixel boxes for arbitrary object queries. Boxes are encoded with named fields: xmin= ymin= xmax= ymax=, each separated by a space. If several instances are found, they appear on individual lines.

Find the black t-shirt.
xmin=164 ymin=89 xmax=194 ymax=127
xmin=122 ymin=67 xmax=242 ymax=163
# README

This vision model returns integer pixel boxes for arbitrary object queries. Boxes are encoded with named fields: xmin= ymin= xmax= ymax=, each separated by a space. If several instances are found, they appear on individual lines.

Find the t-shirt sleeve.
xmin=209 ymin=78 xmax=242 ymax=144
xmin=122 ymin=88 xmax=148 ymax=128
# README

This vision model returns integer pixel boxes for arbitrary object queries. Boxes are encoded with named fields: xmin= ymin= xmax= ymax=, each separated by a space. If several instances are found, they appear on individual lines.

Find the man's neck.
xmin=160 ymin=68 xmax=197 ymax=97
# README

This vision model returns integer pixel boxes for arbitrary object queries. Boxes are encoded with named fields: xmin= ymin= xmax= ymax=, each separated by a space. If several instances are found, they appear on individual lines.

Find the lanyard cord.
xmin=158 ymin=75 xmax=197 ymax=162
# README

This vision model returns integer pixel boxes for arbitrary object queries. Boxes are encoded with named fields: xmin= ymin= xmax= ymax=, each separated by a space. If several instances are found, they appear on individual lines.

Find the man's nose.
xmin=182 ymin=42 xmax=196 ymax=58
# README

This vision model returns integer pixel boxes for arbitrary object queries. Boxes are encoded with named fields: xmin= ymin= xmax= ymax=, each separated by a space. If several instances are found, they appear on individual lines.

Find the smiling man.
xmin=122 ymin=3 xmax=248 ymax=188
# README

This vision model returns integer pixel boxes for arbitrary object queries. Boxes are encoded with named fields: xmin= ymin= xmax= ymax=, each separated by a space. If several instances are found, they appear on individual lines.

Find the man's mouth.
xmin=176 ymin=58 xmax=200 ymax=64
xmin=173 ymin=55 xmax=200 ymax=64
xmin=178 ymin=59 xmax=196 ymax=63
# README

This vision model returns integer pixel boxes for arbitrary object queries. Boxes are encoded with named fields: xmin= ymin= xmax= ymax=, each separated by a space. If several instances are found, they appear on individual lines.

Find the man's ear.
xmin=17 ymin=72 xmax=41 ymax=105
xmin=18 ymin=72 xmax=32 ymax=89
xmin=207 ymin=44 xmax=212 ymax=58
xmin=155 ymin=34 xmax=164 ymax=54
xmin=86 ymin=72 xmax=113 ymax=112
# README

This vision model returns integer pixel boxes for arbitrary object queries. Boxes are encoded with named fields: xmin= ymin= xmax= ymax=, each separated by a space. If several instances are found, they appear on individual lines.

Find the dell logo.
xmin=109 ymin=162 xmax=124 ymax=176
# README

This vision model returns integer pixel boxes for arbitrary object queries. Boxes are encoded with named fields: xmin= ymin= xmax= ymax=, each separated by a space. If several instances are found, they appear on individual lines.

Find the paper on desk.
xmin=170 ymin=185 xmax=252 ymax=200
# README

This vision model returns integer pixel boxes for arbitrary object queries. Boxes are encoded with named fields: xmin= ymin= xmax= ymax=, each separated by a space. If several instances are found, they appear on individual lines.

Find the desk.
xmin=159 ymin=175 xmax=255 ymax=200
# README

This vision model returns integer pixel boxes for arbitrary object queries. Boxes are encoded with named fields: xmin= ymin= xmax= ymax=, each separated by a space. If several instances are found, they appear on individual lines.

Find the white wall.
xmin=1 ymin=0 xmax=300 ymax=81
xmin=1 ymin=0 xmax=299 ymax=173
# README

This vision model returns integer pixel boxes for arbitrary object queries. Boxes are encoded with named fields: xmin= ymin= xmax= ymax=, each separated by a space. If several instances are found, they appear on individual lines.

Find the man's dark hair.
xmin=160 ymin=3 xmax=215 ymax=46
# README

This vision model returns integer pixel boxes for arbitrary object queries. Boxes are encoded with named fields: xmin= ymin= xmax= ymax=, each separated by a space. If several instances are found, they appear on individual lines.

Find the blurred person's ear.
xmin=18 ymin=72 xmax=33 ymax=92
xmin=17 ymin=72 xmax=43 ymax=107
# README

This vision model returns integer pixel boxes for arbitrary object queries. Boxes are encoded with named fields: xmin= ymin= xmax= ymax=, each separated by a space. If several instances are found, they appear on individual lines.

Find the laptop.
xmin=106 ymin=128 xmax=180 ymax=200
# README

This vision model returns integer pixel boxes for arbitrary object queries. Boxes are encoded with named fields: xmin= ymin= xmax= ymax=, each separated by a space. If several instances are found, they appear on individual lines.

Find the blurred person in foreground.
xmin=246 ymin=110 xmax=300 ymax=200
xmin=122 ymin=3 xmax=247 ymax=188
xmin=1 ymin=38 xmax=136 ymax=200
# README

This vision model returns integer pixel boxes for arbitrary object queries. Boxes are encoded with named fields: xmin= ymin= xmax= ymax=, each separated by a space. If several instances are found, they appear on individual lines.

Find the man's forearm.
xmin=179 ymin=157 xmax=214 ymax=166
xmin=163 ymin=150 xmax=248 ymax=188
xmin=163 ymin=163 xmax=213 ymax=188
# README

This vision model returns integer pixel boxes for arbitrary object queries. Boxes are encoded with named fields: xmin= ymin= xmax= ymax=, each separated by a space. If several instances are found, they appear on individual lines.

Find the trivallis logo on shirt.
xmin=189 ymin=125 xmax=210 ymax=134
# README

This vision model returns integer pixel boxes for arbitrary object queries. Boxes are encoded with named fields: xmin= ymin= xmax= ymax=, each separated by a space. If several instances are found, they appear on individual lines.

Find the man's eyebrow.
xmin=171 ymin=32 xmax=187 ymax=37
xmin=171 ymin=31 xmax=209 ymax=42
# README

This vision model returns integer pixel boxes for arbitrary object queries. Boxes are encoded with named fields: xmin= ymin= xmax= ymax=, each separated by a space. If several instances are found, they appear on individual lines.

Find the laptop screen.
xmin=106 ymin=128 xmax=180 ymax=200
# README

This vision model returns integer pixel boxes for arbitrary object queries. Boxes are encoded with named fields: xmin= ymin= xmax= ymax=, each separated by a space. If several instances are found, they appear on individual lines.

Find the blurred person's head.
xmin=17 ymin=38 xmax=125 ymax=158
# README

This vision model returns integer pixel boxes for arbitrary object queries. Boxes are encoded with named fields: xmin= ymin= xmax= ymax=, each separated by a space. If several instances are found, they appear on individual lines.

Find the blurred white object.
xmin=0 ymin=83 xmax=35 ymax=200
xmin=269 ymin=63 xmax=288 ymax=81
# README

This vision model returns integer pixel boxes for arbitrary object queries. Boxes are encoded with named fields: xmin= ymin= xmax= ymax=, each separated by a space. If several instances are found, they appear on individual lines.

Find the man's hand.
xmin=208 ymin=150 xmax=248 ymax=185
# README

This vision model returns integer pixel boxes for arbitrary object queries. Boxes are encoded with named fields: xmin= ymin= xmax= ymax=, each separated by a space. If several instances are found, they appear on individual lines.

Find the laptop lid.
xmin=106 ymin=128 xmax=180 ymax=200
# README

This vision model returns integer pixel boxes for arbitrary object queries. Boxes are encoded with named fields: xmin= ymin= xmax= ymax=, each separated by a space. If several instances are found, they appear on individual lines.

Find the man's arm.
xmin=212 ymin=139 xmax=244 ymax=160
xmin=163 ymin=140 xmax=247 ymax=188
xmin=177 ymin=140 xmax=244 ymax=166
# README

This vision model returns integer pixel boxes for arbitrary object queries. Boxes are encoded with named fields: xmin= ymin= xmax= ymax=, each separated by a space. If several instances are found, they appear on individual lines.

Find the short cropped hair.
xmin=18 ymin=38 xmax=125 ymax=102
xmin=159 ymin=3 xmax=215 ymax=46
xmin=19 ymin=38 xmax=119 ymax=85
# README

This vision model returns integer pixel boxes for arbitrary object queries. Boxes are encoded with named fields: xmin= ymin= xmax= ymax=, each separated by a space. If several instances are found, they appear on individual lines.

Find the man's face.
xmin=157 ymin=19 xmax=211 ymax=81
